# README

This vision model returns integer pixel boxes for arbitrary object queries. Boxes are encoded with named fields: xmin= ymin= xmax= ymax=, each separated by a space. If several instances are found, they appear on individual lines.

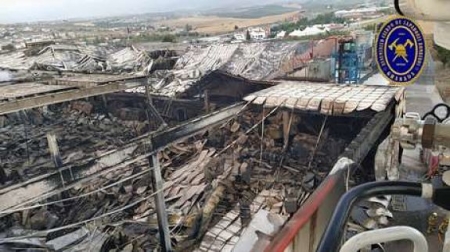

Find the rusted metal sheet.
xmin=245 ymin=82 xmax=404 ymax=115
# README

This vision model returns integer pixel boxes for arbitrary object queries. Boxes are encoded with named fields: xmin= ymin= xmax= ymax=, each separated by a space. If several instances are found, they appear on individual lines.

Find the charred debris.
xmin=0 ymin=41 xmax=403 ymax=251
xmin=0 ymin=104 xmax=368 ymax=251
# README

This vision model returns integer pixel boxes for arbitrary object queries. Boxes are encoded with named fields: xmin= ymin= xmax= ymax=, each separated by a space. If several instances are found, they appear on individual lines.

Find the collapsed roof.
xmin=0 ymin=44 xmax=176 ymax=73
xmin=0 ymin=40 xmax=339 ymax=100
xmin=128 ymin=41 xmax=316 ymax=97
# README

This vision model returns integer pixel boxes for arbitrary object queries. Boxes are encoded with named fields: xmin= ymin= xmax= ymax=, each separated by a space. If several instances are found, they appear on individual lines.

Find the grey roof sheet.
xmin=244 ymin=82 xmax=405 ymax=115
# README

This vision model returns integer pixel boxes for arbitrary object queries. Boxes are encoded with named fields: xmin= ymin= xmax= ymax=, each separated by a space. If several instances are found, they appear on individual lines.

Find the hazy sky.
xmin=0 ymin=0 xmax=275 ymax=23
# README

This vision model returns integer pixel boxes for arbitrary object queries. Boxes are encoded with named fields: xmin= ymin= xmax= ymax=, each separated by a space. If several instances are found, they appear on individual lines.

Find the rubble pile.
xmin=0 ymin=101 xmax=151 ymax=186
xmin=0 ymin=109 xmax=355 ymax=251
xmin=0 ymin=140 xmax=205 ymax=251
xmin=199 ymin=110 xmax=350 ymax=224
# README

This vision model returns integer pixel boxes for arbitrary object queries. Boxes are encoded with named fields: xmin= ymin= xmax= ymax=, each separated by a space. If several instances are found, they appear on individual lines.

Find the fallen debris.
xmin=0 ymin=106 xmax=366 ymax=251
xmin=0 ymin=102 xmax=152 ymax=186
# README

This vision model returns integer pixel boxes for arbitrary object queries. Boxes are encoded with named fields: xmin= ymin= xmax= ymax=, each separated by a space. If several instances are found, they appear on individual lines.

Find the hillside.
xmin=209 ymin=5 xmax=300 ymax=19
xmin=157 ymin=11 xmax=300 ymax=34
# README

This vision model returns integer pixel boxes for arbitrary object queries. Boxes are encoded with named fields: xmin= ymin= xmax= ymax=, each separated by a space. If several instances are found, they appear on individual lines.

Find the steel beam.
xmin=151 ymin=155 xmax=173 ymax=251
xmin=0 ymin=81 xmax=144 ymax=115
xmin=340 ymin=102 xmax=395 ymax=163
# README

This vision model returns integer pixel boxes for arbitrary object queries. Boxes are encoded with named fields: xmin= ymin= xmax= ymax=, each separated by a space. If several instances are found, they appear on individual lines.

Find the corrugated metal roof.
xmin=244 ymin=82 xmax=404 ymax=115
xmin=0 ymin=83 xmax=73 ymax=99
xmin=143 ymin=42 xmax=311 ymax=97
xmin=0 ymin=45 xmax=147 ymax=73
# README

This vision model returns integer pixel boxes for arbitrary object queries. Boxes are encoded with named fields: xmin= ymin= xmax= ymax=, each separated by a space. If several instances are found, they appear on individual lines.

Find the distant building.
xmin=248 ymin=27 xmax=267 ymax=40
xmin=233 ymin=33 xmax=246 ymax=41
xmin=289 ymin=25 xmax=330 ymax=37
xmin=276 ymin=31 xmax=287 ymax=39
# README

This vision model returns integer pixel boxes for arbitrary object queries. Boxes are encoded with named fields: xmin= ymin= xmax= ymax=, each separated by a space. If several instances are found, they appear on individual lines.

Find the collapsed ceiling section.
xmin=0 ymin=105 xmax=368 ymax=251
xmin=0 ymin=44 xmax=177 ymax=74
xmin=245 ymin=82 xmax=405 ymax=115
xmin=0 ymin=41 xmax=330 ymax=102
xmin=128 ymin=41 xmax=312 ymax=97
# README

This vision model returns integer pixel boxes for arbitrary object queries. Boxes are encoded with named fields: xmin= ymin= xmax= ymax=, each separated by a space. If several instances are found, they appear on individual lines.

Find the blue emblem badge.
xmin=376 ymin=16 xmax=426 ymax=86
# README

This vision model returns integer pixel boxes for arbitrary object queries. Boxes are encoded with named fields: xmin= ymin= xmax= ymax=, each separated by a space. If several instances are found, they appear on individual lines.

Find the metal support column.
xmin=151 ymin=154 xmax=172 ymax=252
xmin=47 ymin=132 xmax=75 ymax=181
xmin=21 ymin=111 xmax=31 ymax=165
xmin=47 ymin=133 xmax=63 ymax=168
xmin=204 ymin=89 xmax=210 ymax=113
xmin=144 ymin=78 xmax=167 ymax=129
xmin=338 ymin=43 xmax=344 ymax=84
xmin=47 ymin=132 xmax=73 ymax=208
xmin=101 ymin=95 xmax=109 ymax=116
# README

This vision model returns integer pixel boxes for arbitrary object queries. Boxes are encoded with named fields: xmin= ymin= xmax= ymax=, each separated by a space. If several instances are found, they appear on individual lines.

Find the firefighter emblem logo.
xmin=376 ymin=16 xmax=426 ymax=86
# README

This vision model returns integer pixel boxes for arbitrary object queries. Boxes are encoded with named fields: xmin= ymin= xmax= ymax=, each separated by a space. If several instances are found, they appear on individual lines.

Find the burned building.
xmin=0 ymin=81 xmax=405 ymax=251
xmin=0 ymin=43 xmax=177 ymax=74
xmin=0 ymin=36 xmax=398 ymax=251
xmin=123 ymin=42 xmax=315 ymax=120
xmin=0 ymin=41 xmax=312 ymax=125
xmin=0 ymin=74 xmax=159 ymax=187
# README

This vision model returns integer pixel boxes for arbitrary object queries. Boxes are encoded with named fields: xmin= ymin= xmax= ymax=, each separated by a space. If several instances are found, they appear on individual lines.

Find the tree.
xmin=234 ymin=25 xmax=239 ymax=30
xmin=185 ymin=24 xmax=193 ymax=32
xmin=363 ymin=24 xmax=376 ymax=31
xmin=246 ymin=30 xmax=251 ymax=41
xmin=436 ymin=45 xmax=450 ymax=68
xmin=162 ymin=34 xmax=177 ymax=43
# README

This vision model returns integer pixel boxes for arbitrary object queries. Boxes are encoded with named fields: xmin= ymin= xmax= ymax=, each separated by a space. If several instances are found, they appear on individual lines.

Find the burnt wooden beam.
xmin=0 ymin=102 xmax=244 ymax=212
xmin=144 ymin=76 xmax=166 ymax=128
xmin=274 ymin=76 xmax=331 ymax=83
xmin=150 ymin=102 xmax=243 ymax=151
xmin=150 ymin=155 xmax=173 ymax=251
xmin=204 ymin=89 xmax=210 ymax=113
xmin=0 ymin=80 xmax=145 ymax=116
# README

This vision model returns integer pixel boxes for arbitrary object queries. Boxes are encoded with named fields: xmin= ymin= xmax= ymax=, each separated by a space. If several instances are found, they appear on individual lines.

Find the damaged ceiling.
xmin=244 ymin=82 xmax=405 ymax=115
xmin=0 ymin=34 xmax=401 ymax=251
xmin=127 ymin=41 xmax=312 ymax=98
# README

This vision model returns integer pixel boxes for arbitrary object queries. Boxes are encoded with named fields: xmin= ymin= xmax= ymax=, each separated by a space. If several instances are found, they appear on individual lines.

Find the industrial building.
xmin=0 ymin=35 xmax=381 ymax=251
